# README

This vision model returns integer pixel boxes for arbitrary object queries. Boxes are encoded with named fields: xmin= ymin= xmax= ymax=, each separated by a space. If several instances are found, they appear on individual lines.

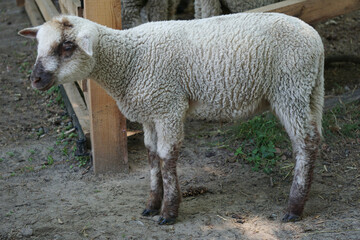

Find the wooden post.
xmin=83 ymin=0 xmax=129 ymax=173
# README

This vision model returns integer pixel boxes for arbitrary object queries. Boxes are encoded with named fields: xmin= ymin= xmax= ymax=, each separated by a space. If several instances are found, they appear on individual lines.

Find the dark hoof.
xmin=142 ymin=208 xmax=159 ymax=216
xmin=158 ymin=216 xmax=176 ymax=225
xmin=282 ymin=213 xmax=301 ymax=222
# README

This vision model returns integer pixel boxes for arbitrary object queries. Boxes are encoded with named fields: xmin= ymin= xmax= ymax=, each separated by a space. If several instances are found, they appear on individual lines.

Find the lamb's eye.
xmin=62 ymin=41 xmax=74 ymax=51
xmin=59 ymin=41 xmax=76 ymax=58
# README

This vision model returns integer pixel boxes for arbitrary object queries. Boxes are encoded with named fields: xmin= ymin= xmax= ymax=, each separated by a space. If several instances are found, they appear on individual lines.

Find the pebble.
xmin=205 ymin=151 xmax=216 ymax=158
xmin=21 ymin=227 xmax=33 ymax=237
xmin=268 ymin=213 xmax=277 ymax=220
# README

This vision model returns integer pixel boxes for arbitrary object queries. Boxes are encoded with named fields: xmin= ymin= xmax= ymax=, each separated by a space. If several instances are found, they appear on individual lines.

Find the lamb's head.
xmin=18 ymin=15 xmax=98 ymax=91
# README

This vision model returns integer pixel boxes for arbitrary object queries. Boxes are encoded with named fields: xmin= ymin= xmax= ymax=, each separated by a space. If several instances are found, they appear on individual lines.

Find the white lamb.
xmin=19 ymin=13 xmax=324 ymax=225
xmin=195 ymin=0 xmax=282 ymax=19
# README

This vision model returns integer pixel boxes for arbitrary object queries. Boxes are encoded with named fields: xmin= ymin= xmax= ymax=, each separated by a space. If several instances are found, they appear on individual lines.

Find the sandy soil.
xmin=0 ymin=1 xmax=359 ymax=239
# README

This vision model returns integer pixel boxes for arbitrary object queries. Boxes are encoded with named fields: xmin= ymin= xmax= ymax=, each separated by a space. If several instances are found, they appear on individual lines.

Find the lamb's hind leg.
xmin=142 ymin=122 xmax=163 ymax=216
xmin=283 ymin=122 xmax=320 ymax=221
xmin=273 ymin=103 xmax=321 ymax=221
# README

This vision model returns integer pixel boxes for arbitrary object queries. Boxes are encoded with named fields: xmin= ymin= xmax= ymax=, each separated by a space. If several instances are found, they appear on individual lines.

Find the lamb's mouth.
xmin=31 ymin=78 xmax=56 ymax=91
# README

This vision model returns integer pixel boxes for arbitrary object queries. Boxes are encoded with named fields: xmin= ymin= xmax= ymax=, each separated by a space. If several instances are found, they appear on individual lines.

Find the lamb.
xmin=195 ymin=0 xmax=282 ymax=19
xmin=19 ymin=13 xmax=324 ymax=225
xmin=121 ymin=0 xmax=180 ymax=29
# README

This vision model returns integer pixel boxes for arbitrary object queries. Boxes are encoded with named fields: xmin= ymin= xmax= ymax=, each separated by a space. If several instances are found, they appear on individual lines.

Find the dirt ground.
xmin=0 ymin=1 xmax=359 ymax=239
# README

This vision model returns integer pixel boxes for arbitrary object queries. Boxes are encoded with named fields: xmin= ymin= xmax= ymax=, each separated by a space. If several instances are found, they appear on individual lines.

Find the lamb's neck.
xmin=89 ymin=26 xmax=134 ymax=99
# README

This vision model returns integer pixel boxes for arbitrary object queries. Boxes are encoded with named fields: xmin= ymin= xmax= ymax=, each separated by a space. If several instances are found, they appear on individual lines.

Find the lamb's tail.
xmin=309 ymin=52 xmax=325 ymax=139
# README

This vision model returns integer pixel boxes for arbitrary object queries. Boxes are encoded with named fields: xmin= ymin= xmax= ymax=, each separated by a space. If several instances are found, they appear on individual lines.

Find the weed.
xmin=25 ymin=166 xmax=34 ymax=171
xmin=58 ymin=131 xmax=66 ymax=140
xmin=6 ymin=210 xmax=14 ymax=217
xmin=28 ymin=149 xmax=36 ymax=155
xmin=37 ymin=128 xmax=44 ymax=136
xmin=75 ymin=156 xmax=90 ymax=167
xmin=229 ymin=113 xmax=289 ymax=174
xmin=62 ymin=146 xmax=68 ymax=156
xmin=0 ymin=158 xmax=4 ymax=162
xmin=47 ymin=155 xmax=54 ymax=165
xmin=28 ymin=157 xmax=33 ymax=162
xmin=7 ymin=152 xmax=15 ymax=157
xmin=323 ymin=103 xmax=360 ymax=139
xmin=68 ymin=133 xmax=78 ymax=139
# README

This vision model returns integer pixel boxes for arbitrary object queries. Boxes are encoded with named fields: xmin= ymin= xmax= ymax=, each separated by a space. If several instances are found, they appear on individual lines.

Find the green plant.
xmin=28 ymin=149 xmax=36 ymax=155
xmin=323 ymin=103 xmax=360 ymax=139
xmin=47 ymin=155 xmax=54 ymax=165
xmin=75 ymin=156 xmax=90 ymax=167
xmin=6 ymin=152 xmax=15 ymax=157
xmin=231 ymin=113 xmax=288 ymax=174
xmin=62 ymin=146 xmax=69 ymax=156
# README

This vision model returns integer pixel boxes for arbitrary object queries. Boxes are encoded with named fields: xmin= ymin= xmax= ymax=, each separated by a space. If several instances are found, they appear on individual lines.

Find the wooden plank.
xmin=34 ymin=0 xmax=59 ymax=21
xmin=84 ymin=0 xmax=129 ymax=174
xmin=62 ymin=83 xmax=91 ymax=141
xmin=24 ymin=0 xmax=44 ymax=26
xmin=59 ymin=0 xmax=82 ymax=16
xmin=16 ymin=0 xmax=25 ymax=7
xmin=247 ymin=0 xmax=360 ymax=24
xmin=59 ymin=0 xmax=69 ymax=14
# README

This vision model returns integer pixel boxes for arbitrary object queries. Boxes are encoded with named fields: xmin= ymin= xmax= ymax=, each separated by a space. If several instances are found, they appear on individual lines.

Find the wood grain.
xmin=84 ymin=0 xmax=129 ymax=174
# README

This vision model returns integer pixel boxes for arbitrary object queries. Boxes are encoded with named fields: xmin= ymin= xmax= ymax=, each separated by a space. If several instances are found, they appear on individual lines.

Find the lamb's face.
xmin=19 ymin=16 xmax=96 ymax=91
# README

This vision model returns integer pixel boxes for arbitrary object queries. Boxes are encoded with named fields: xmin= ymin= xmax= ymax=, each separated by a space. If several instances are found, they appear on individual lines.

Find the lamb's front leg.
xmin=142 ymin=150 xmax=163 ymax=216
xmin=158 ymin=145 xmax=182 ymax=225
xmin=155 ymin=117 xmax=185 ymax=225
xmin=142 ymin=123 xmax=163 ymax=216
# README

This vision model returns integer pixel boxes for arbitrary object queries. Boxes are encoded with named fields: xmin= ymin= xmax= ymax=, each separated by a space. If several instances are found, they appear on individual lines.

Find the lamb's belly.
xmin=186 ymin=100 xmax=265 ymax=121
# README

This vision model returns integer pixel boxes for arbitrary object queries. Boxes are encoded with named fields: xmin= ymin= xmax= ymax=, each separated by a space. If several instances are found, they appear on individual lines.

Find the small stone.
xmin=268 ymin=213 xmax=277 ymax=220
xmin=21 ymin=227 xmax=33 ymax=237
xmin=325 ymin=19 xmax=337 ymax=25
xmin=205 ymin=151 xmax=216 ymax=158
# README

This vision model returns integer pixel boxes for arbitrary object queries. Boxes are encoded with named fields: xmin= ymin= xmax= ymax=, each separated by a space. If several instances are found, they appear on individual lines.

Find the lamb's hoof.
xmin=282 ymin=213 xmax=301 ymax=222
xmin=158 ymin=216 xmax=176 ymax=225
xmin=142 ymin=208 xmax=159 ymax=216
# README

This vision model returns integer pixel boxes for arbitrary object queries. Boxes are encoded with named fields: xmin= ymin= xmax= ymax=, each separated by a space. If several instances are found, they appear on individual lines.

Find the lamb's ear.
xmin=18 ymin=26 xmax=41 ymax=39
xmin=77 ymin=35 xmax=93 ymax=57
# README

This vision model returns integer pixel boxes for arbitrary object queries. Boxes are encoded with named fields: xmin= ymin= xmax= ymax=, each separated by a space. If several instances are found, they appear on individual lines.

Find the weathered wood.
xmin=34 ymin=0 xmax=59 ymax=21
xmin=248 ymin=0 xmax=360 ymax=24
xmin=62 ymin=82 xmax=91 ymax=141
xmin=324 ymin=88 xmax=360 ymax=111
xmin=16 ymin=0 xmax=24 ymax=7
xmin=24 ymin=0 xmax=44 ymax=26
xmin=59 ymin=0 xmax=82 ymax=16
xmin=84 ymin=0 xmax=129 ymax=174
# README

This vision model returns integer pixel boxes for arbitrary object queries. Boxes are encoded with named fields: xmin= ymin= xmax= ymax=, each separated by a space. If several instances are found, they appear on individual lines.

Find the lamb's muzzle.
xmin=19 ymin=13 xmax=325 ymax=225
xmin=30 ymin=61 xmax=55 ymax=91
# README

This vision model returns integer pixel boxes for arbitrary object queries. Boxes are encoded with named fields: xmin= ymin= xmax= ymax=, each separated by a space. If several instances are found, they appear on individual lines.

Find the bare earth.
xmin=0 ymin=1 xmax=359 ymax=239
